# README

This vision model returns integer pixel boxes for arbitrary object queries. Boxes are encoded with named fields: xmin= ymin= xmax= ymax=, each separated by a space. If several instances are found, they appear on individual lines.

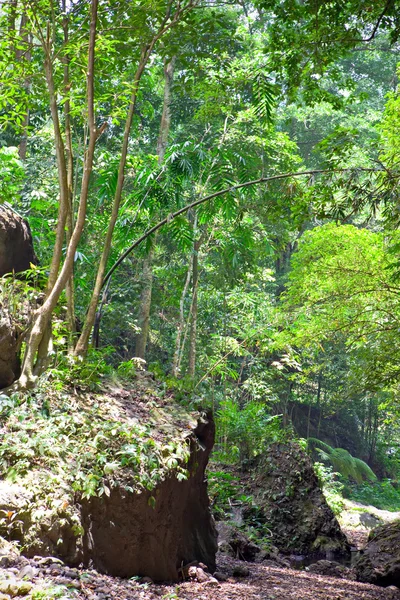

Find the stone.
xmin=307 ymin=559 xmax=355 ymax=580
xmin=35 ymin=556 xmax=64 ymax=566
xmin=0 ymin=579 xmax=33 ymax=596
xmin=355 ymin=520 xmax=400 ymax=586
xmin=233 ymin=564 xmax=250 ymax=577
xmin=213 ymin=571 xmax=228 ymax=582
xmin=195 ymin=567 xmax=209 ymax=583
xmin=0 ymin=484 xmax=32 ymax=543
xmin=17 ymin=564 xmax=37 ymax=579
xmin=249 ymin=442 xmax=350 ymax=558
xmin=0 ymin=206 xmax=37 ymax=277
xmin=80 ymin=414 xmax=217 ymax=582
xmin=217 ymin=522 xmax=260 ymax=561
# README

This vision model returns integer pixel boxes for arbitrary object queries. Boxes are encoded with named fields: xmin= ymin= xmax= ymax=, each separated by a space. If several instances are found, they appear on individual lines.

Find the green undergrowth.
xmin=0 ymin=377 xmax=198 ymax=505
xmin=344 ymin=479 xmax=400 ymax=511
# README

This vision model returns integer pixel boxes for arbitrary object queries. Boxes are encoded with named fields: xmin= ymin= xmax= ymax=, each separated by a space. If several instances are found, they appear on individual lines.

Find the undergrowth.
xmin=344 ymin=479 xmax=400 ymax=511
xmin=0 ymin=387 xmax=191 ymax=503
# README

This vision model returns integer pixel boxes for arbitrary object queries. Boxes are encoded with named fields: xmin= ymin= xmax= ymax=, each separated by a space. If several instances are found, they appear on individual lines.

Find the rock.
xmin=359 ymin=512 xmax=383 ymax=529
xmin=217 ymin=522 xmax=260 ymax=561
xmin=213 ymin=571 xmax=228 ymax=582
xmin=0 ymin=579 xmax=33 ymax=596
xmin=0 ymin=205 xmax=37 ymax=277
xmin=249 ymin=442 xmax=350 ymax=558
xmin=0 ymin=310 xmax=19 ymax=388
xmin=307 ymin=559 xmax=355 ymax=580
xmin=233 ymin=564 xmax=250 ymax=577
xmin=80 ymin=414 xmax=217 ymax=581
xmin=17 ymin=564 xmax=37 ymax=579
xmin=355 ymin=520 xmax=400 ymax=586
xmin=34 ymin=556 xmax=64 ymax=566
xmin=0 ymin=484 xmax=33 ymax=543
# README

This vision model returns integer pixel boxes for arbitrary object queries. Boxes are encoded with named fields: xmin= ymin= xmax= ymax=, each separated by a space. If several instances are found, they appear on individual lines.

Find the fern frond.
xmin=307 ymin=437 xmax=377 ymax=483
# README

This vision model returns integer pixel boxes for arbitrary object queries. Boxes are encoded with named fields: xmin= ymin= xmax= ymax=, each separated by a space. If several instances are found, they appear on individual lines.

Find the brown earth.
xmin=1 ymin=552 xmax=399 ymax=600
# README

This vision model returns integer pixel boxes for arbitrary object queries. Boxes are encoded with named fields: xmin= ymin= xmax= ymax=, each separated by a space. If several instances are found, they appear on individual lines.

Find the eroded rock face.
xmin=0 ymin=206 xmax=37 ymax=277
xmin=250 ymin=442 xmax=350 ymax=557
xmin=80 ymin=415 xmax=217 ymax=581
xmin=355 ymin=520 xmax=400 ymax=586
xmin=0 ymin=311 xmax=19 ymax=388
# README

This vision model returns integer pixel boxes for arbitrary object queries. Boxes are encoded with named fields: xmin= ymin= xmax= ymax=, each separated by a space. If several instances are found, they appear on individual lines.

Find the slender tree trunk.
xmin=62 ymin=3 xmax=76 ymax=345
xmin=172 ymin=252 xmax=193 ymax=376
xmin=18 ymin=0 xmax=100 ymax=388
xmin=133 ymin=57 xmax=175 ymax=359
xmin=16 ymin=13 xmax=30 ymax=160
xmin=188 ymin=236 xmax=201 ymax=377
xmin=135 ymin=248 xmax=154 ymax=359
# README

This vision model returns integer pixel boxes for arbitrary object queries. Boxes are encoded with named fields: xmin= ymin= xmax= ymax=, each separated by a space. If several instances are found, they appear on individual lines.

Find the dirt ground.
xmin=2 ymin=553 xmax=399 ymax=600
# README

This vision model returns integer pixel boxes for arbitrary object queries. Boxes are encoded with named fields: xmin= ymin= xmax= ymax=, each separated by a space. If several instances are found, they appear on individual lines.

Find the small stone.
xmin=62 ymin=567 xmax=79 ymax=579
xmin=17 ymin=564 xmax=37 ymax=579
xmin=195 ymin=567 xmax=210 ymax=583
xmin=188 ymin=566 xmax=197 ymax=579
xmin=213 ymin=571 xmax=228 ymax=582
xmin=0 ymin=557 xmax=11 ymax=568
xmin=0 ymin=579 xmax=33 ymax=596
xmin=35 ymin=556 xmax=64 ymax=566
xmin=233 ymin=564 xmax=250 ymax=577
xmin=204 ymin=576 xmax=219 ymax=586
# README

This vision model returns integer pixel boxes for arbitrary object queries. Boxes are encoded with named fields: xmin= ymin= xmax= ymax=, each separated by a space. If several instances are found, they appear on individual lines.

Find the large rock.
xmin=355 ymin=520 xmax=400 ymax=586
xmin=0 ymin=205 xmax=37 ymax=277
xmin=0 ymin=311 xmax=19 ymax=388
xmin=80 ymin=415 xmax=217 ymax=581
xmin=0 ymin=481 xmax=81 ymax=564
xmin=249 ymin=442 xmax=350 ymax=557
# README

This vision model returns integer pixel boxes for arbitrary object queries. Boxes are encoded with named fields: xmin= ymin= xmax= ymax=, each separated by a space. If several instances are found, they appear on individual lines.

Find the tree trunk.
xmin=172 ymin=252 xmax=193 ymax=376
xmin=62 ymin=3 xmax=76 ymax=345
xmin=188 ymin=236 xmax=201 ymax=377
xmin=133 ymin=57 xmax=176 ymax=360
xmin=135 ymin=248 xmax=154 ymax=359
xmin=18 ymin=0 xmax=100 ymax=388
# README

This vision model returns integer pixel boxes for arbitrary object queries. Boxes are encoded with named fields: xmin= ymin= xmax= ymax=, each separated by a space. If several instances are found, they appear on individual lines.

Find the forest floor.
xmin=1 ymin=552 xmax=400 ymax=600
xmin=2 ymin=498 xmax=400 ymax=599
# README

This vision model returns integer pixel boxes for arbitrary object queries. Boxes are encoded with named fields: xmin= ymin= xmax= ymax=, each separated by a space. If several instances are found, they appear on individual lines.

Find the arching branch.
xmin=102 ymin=167 xmax=376 ymax=288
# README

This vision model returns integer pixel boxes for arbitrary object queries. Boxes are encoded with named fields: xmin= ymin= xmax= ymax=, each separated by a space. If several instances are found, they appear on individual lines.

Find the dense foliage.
xmin=2 ymin=0 xmax=400 ymax=515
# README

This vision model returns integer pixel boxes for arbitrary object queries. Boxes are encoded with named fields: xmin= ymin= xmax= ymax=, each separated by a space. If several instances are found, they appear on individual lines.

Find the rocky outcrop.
xmin=249 ymin=442 xmax=350 ymax=557
xmin=0 ymin=310 xmax=19 ymax=388
xmin=80 ymin=416 xmax=217 ymax=581
xmin=216 ymin=522 xmax=260 ymax=561
xmin=0 ymin=205 xmax=37 ymax=277
xmin=1 ymin=413 xmax=218 ymax=582
xmin=355 ymin=520 xmax=400 ymax=586
xmin=0 ymin=481 xmax=82 ymax=564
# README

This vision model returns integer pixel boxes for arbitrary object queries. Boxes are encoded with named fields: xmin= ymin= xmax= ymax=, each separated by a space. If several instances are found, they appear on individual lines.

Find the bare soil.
xmin=2 ymin=553 xmax=400 ymax=600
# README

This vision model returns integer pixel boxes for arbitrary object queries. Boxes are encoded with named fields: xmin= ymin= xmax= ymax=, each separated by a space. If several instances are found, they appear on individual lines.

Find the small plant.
xmin=313 ymin=462 xmax=344 ymax=515
xmin=208 ymin=471 xmax=240 ymax=517
xmin=162 ymin=587 xmax=180 ymax=600
xmin=215 ymin=398 xmax=284 ymax=464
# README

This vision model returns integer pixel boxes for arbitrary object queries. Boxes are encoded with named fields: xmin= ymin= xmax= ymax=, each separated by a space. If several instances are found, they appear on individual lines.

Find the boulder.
xmin=0 ymin=205 xmax=37 ymax=277
xmin=0 ymin=311 xmax=19 ymax=388
xmin=307 ymin=559 xmax=355 ymax=580
xmin=355 ymin=520 xmax=400 ymax=586
xmin=80 ymin=415 xmax=217 ymax=581
xmin=0 ymin=481 xmax=81 ymax=565
xmin=216 ymin=522 xmax=260 ymax=561
xmin=249 ymin=442 xmax=350 ymax=557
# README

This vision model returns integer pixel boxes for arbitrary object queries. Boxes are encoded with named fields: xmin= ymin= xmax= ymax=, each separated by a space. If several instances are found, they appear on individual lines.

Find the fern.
xmin=253 ymin=71 xmax=276 ymax=124
xmin=307 ymin=438 xmax=376 ymax=484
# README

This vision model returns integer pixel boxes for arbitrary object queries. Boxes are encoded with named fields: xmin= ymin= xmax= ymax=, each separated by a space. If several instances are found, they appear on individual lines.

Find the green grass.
xmin=344 ymin=479 xmax=400 ymax=512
